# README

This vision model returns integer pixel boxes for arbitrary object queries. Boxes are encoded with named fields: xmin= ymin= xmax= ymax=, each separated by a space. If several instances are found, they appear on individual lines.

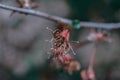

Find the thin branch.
xmin=80 ymin=22 xmax=120 ymax=30
xmin=88 ymin=44 xmax=96 ymax=69
xmin=0 ymin=3 xmax=120 ymax=30
xmin=0 ymin=4 xmax=72 ymax=23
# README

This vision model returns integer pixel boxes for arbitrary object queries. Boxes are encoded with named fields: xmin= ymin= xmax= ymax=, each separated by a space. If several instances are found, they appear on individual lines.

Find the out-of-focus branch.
xmin=0 ymin=4 xmax=120 ymax=30
xmin=89 ymin=44 xmax=96 ymax=69
xmin=0 ymin=4 xmax=71 ymax=24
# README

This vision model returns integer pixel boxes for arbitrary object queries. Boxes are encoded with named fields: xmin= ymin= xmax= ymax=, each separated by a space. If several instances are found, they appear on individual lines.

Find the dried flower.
xmin=47 ymin=22 xmax=80 ymax=74
xmin=47 ymin=22 xmax=74 ymax=59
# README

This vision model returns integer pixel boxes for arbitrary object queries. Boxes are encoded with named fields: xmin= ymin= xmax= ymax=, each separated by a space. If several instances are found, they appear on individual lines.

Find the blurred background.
xmin=0 ymin=0 xmax=120 ymax=80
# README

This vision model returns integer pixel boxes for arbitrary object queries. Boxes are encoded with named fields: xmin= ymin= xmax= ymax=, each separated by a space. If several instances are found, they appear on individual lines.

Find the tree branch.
xmin=0 ymin=3 xmax=120 ymax=30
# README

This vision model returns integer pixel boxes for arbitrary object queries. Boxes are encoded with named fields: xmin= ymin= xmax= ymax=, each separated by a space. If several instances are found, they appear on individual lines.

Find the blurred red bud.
xmin=81 ymin=69 xmax=95 ymax=80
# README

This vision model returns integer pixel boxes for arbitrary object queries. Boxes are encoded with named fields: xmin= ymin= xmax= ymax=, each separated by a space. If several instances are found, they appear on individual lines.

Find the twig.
xmin=88 ymin=44 xmax=96 ymax=69
xmin=0 ymin=3 xmax=120 ymax=29
xmin=0 ymin=4 xmax=72 ymax=23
